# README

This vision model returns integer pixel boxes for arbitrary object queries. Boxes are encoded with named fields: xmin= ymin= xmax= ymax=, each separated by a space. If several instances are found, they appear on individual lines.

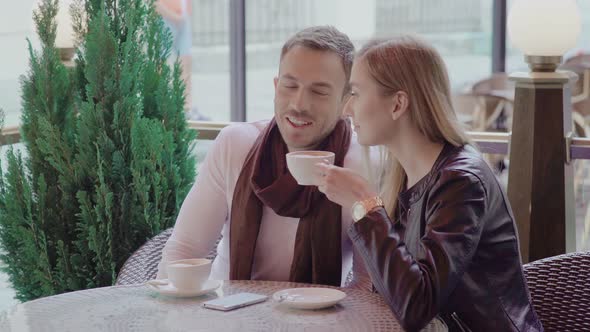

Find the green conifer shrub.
xmin=0 ymin=0 xmax=196 ymax=301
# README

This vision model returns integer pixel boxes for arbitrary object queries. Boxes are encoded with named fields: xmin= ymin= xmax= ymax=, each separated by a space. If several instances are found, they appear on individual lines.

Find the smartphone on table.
xmin=202 ymin=292 xmax=268 ymax=311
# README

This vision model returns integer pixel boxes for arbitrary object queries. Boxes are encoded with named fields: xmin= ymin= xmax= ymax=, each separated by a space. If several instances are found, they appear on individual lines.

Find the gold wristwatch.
xmin=352 ymin=196 xmax=384 ymax=222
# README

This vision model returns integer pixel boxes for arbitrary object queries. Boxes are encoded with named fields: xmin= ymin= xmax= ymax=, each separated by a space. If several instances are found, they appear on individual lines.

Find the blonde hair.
xmin=357 ymin=36 xmax=471 ymax=216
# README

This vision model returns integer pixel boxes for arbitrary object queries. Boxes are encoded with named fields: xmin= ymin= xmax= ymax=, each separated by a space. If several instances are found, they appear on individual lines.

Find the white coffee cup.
xmin=286 ymin=150 xmax=335 ymax=186
xmin=167 ymin=258 xmax=212 ymax=290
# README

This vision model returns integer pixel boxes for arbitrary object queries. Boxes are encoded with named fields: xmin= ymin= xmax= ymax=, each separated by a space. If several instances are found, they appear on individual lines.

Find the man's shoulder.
xmin=220 ymin=120 xmax=269 ymax=136
xmin=217 ymin=120 xmax=269 ymax=146
xmin=206 ymin=121 xmax=271 ymax=180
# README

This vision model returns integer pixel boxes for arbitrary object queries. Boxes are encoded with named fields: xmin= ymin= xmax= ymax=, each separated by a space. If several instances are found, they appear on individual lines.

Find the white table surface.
xmin=0 ymin=280 xmax=403 ymax=332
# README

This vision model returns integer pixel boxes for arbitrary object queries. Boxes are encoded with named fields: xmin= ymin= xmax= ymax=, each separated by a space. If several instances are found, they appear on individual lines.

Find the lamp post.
xmin=506 ymin=0 xmax=581 ymax=262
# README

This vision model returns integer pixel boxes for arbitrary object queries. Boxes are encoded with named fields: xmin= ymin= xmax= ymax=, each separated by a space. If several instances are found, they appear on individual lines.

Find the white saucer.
xmin=272 ymin=287 xmax=347 ymax=310
xmin=146 ymin=279 xmax=221 ymax=298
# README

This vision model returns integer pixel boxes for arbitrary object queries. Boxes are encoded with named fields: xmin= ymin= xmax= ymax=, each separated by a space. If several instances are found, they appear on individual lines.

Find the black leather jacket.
xmin=349 ymin=143 xmax=543 ymax=332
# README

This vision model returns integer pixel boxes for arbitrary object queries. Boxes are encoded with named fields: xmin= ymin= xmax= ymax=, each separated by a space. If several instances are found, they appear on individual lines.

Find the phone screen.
xmin=202 ymin=292 xmax=268 ymax=311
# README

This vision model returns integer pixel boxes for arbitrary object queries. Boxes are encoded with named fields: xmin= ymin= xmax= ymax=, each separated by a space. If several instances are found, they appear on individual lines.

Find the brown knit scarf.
xmin=229 ymin=118 xmax=352 ymax=286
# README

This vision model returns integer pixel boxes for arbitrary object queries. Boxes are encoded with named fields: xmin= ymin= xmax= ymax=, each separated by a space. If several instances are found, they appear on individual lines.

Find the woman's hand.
xmin=316 ymin=163 xmax=377 ymax=211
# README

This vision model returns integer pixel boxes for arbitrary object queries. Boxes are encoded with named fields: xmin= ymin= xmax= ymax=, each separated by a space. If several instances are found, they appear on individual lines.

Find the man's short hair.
xmin=280 ymin=26 xmax=355 ymax=95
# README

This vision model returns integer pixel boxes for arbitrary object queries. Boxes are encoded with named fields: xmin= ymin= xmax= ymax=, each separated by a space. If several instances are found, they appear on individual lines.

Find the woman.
xmin=316 ymin=36 xmax=543 ymax=331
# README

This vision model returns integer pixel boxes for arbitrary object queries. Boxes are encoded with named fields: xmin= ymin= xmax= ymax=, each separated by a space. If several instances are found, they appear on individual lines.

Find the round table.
xmin=0 ymin=280 xmax=403 ymax=332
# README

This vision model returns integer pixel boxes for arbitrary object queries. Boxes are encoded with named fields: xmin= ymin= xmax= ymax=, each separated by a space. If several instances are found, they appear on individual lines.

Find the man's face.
xmin=274 ymin=46 xmax=348 ymax=151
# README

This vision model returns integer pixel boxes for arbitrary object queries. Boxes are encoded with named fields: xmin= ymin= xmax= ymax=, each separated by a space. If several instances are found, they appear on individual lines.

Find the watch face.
xmin=352 ymin=202 xmax=366 ymax=221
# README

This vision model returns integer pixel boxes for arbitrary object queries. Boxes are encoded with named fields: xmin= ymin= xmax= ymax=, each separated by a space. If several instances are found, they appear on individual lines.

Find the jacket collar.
xmin=398 ymin=142 xmax=458 ymax=211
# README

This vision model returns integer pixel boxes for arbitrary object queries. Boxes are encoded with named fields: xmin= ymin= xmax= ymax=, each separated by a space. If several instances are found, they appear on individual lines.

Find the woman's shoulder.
xmin=438 ymin=144 xmax=492 ymax=177
xmin=430 ymin=144 xmax=498 ymax=197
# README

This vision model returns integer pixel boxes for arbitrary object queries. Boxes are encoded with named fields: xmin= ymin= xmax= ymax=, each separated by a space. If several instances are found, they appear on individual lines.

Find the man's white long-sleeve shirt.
xmin=157 ymin=120 xmax=371 ymax=287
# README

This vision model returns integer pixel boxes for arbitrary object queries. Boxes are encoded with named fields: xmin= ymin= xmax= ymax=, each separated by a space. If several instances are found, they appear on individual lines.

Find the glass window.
xmin=0 ymin=1 xmax=231 ymax=124
xmin=0 ymin=0 xmax=40 ymax=127
xmin=245 ymin=0 xmax=494 ymax=121
xmin=190 ymin=0 xmax=231 ymax=121
xmin=570 ymin=0 xmax=590 ymax=251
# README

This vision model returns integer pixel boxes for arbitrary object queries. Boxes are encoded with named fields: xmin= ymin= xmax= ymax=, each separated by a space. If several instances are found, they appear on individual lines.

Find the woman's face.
xmin=344 ymin=59 xmax=398 ymax=146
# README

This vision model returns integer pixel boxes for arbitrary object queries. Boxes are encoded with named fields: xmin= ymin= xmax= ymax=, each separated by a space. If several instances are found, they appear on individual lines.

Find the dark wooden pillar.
xmin=507 ymin=71 xmax=576 ymax=263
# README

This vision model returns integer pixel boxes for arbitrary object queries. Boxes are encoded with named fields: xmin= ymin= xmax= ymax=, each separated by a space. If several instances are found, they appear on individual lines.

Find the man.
xmin=157 ymin=26 xmax=372 ymax=287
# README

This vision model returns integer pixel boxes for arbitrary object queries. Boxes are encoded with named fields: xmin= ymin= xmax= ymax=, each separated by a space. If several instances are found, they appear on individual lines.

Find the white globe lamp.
xmin=507 ymin=0 xmax=581 ymax=71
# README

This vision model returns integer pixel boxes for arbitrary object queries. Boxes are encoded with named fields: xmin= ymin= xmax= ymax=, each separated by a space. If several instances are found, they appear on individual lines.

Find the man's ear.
xmin=274 ymin=77 xmax=278 ymax=90
xmin=391 ymin=91 xmax=409 ymax=121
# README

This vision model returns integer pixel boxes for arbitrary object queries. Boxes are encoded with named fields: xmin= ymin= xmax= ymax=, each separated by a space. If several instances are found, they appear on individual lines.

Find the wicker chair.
xmin=523 ymin=251 xmax=590 ymax=332
xmin=470 ymin=73 xmax=514 ymax=133
xmin=115 ymin=228 xmax=220 ymax=285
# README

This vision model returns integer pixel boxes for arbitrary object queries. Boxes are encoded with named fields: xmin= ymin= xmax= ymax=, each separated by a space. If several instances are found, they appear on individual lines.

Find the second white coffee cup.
xmin=167 ymin=258 xmax=212 ymax=290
